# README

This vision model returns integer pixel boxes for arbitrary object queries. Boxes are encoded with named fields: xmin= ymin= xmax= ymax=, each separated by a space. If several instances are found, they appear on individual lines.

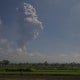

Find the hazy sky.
xmin=0 ymin=0 xmax=80 ymax=63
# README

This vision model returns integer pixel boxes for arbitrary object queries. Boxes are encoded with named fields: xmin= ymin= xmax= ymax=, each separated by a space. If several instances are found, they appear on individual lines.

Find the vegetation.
xmin=0 ymin=60 xmax=80 ymax=75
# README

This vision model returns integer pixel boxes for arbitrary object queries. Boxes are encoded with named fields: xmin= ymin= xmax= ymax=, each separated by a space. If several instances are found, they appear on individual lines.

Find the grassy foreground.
xmin=0 ymin=63 xmax=80 ymax=75
xmin=0 ymin=70 xmax=80 ymax=75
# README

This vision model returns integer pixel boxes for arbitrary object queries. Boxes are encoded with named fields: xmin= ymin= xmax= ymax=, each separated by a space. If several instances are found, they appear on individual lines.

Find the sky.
xmin=0 ymin=0 xmax=80 ymax=63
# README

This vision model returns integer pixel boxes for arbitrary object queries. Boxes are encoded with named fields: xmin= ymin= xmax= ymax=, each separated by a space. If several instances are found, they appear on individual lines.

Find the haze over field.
xmin=0 ymin=0 xmax=80 ymax=63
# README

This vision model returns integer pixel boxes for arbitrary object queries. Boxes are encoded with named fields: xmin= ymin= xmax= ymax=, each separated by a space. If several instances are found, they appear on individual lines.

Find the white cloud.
xmin=0 ymin=2 xmax=44 ymax=63
xmin=16 ymin=2 xmax=43 ymax=47
xmin=0 ymin=39 xmax=80 ymax=63
xmin=0 ymin=2 xmax=43 ymax=47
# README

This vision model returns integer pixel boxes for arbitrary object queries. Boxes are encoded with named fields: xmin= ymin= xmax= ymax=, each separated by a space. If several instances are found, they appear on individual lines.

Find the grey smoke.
xmin=16 ymin=3 xmax=43 ymax=47
xmin=0 ymin=2 xmax=44 ymax=62
xmin=0 ymin=2 xmax=43 ymax=48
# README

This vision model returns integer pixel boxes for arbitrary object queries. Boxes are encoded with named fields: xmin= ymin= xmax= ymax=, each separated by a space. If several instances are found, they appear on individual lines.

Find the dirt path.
xmin=0 ymin=74 xmax=80 ymax=80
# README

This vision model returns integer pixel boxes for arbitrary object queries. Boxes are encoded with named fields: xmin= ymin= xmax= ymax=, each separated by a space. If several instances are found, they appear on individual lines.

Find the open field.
xmin=0 ymin=63 xmax=80 ymax=79
xmin=0 ymin=70 xmax=80 ymax=75
xmin=0 ymin=63 xmax=80 ymax=75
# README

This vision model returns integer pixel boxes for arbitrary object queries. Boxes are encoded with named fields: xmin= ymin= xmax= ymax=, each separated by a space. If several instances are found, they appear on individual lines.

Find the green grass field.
xmin=0 ymin=64 xmax=80 ymax=75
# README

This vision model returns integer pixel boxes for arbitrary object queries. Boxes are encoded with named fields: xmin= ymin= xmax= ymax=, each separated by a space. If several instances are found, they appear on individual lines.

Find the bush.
xmin=5 ymin=68 xmax=35 ymax=72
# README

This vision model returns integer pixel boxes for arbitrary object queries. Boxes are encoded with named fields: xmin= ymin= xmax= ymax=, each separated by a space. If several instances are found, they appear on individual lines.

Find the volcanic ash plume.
xmin=0 ymin=3 xmax=43 ymax=62
xmin=0 ymin=3 xmax=43 ymax=48
xmin=16 ymin=2 xmax=43 ymax=47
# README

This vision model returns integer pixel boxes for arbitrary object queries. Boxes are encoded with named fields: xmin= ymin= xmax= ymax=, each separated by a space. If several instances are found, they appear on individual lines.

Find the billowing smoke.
xmin=0 ymin=2 xmax=43 ymax=62
xmin=16 ymin=2 xmax=43 ymax=47
xmin=0 ymin=2 xmax=43 ymax=48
